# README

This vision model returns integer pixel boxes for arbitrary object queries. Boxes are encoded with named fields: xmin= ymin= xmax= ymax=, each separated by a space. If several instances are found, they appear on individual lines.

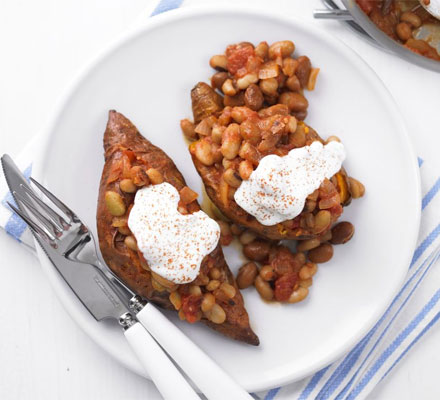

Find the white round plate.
xmin=33 ymin=7 xmax=420 ymax=392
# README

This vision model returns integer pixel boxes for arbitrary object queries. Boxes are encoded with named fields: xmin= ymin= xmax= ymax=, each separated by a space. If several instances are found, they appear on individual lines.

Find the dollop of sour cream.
xmin=234 ymin=141 xmax=346 ymax=226
xmin=128 ymin=182 xmax=220 ymax=284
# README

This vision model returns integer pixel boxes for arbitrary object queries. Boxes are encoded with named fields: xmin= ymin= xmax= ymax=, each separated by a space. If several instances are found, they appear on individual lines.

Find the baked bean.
xmin=240 ymin=119 xmax=261 ymax=145
xmin=119 ymin=178 xmax=136 ymax=194
xmin=255 ymin=275 xmax=274 ymax=301
xmin=118 ymin=226 xmax=131 ymax=235
xmin=286 ymin=75 xmax=301 ymax=92
xmin=223 ymin=168 xmax=242 ymax=188
xmin=209 ymin=267 xmax=221 ymax=280
xmin=396 ymin=22 xmax=412 ymax=42
xmin=400 ymin=11 xmax=421 ymax=28
xmin=330 ymin=221 xmax=355 ymax=244
xmin=207 ymin=303 xmax=226 ymax=324
xmin=146 ymin=168 xmax=164 ymax=184
xmin=152 ymin=278 xmax=166 ymax=292
xmin=304 ymin=212 xmax=315 ymax=229
xmin=201 ymin=293 xmax=215 ymax=312
xmin=180 ymin=119 xmax=197 ymax=141
xmin=258 ymin=61 xmax=280 ymax=79
xmin=239 ymin=159 xmax=254 ymax=180
xmin=314 ymin=210 xmax=331 ymax=234
xmin=239 ymin=230 xmax=257 ymax=245
xmin=282 ymin=57 xmax=299 ymax=77
xmin=289 ymin=126 xmax=306 ymax=148
xmin=222 ymin=79 xmax=237 ymax=96
xmin=326 ymin=135 xmax=341 ymax=143
xmin=209 ymin=54 xmax=228 ymax=70
xmin=237 ymin=262 xmax=258 ymax=289
xmin=254 ymin=41 xmax=269 ymax=59
xmin=206 ymin=279 xmax=220 ymax=291
xmin=238 ymin=141 xmax=261 ymax=165
xmin=237 ymin=73 xmax=259 ymax=90
xmin=243 ymin=240 xmax=270 ymax=261
xmin=308 ymin=189 xmax=319 ymax=201
xmin=259 ymin=78 xmax=278 ymax=96
xmin=230 ymin=224 xmax=243 ymax=236
xmin=231 ymin=106 xmax=255 ymax=123
xmin=293 ymin=110 xmax=308 ymax=121
xmin=258 ymin=104 xmax=289 ymax=118
xmin=152 ymin=272 xmax=177 ymax=290
xmin=260 ymin=265 xmax=275 ymax=281
xmin=124 ymin=235 xmax=138 ymax=251
xmin=307 ymin=68 xmax=320 ymax=91
xmin=299 ymin=262 xmax=318 ymax=280
xmin=320 ymin=229 xmax=332 ymax=243
xmin=287 ymin=116 xmax=298 ymax=134
xmin=244 ymin=84 xmax=264 ymax=111
xmin=279 ymin=92 xmax=309 ymax=112
xmin=299 ymin=278 xmax=313 ymax=288
xmin=409 ymin=37 xmax=432 ymax=50
xmin=189 ymin=285 xmax=202 ymax=296
xmin=194 ymin=273 xmax=209 ymax=286
xmin=112 ymin=216 xmax=127 ymax=228
xmin=194 ymin=139 xmax=215 ymax=166
xmin=288 ymin=287 xmax=308 ymax=303
xmin=220 ymin=282 xmax=236 ymax=298
xmin=308 ymin=243 xmax=334 ymax=263
xmin=297 ymin=238 xmax=321 ymax=252
xmin=169 ymin=291 xmax=182 ymax=310
xmin=305 ymin=199 xmax=317 ymax=212
xmin=105 ymin=191 xmax=126 ymax=216
xmin=296 ymin=56 xmax=312 ymax=88
xmin=269 ymin=40 xmax=295 ymax=59
xmin=221 ymin=123 xmax=242 ymax=159
xmin=211 ymin=72 xmax=229 ymax=90
xmin=293 ymin=251 xmax=307 ymax=266
xmin=211 ymin=143 xmax=223 ymax=163
xmin=223 ymin=92 xmax=245 ymax=107
xmin=349 ymin=177 xmax=365 ymax=198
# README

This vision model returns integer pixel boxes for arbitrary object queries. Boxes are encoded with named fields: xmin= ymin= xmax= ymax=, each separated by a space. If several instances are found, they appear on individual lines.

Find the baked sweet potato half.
xmin=97 ymin=110 xmax=259 ymax=345
xmin=187 ymin=83 xmax=353 ymax=241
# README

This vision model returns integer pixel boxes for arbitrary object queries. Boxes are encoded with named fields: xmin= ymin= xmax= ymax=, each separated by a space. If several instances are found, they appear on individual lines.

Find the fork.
xmin=4 ymin=155 xmax=252 ymax=400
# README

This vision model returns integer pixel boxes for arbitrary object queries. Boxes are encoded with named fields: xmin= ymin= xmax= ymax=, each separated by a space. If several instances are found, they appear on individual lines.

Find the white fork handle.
xmin=124 ymin=322 xmax=199 ymax=400
xmin=136 ymin=303 xmax=252 ymax=400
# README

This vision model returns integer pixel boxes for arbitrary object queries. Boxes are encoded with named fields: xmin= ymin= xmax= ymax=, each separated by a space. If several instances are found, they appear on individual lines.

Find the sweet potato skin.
xmin=97 ymin=110 xmax=259 ymax=346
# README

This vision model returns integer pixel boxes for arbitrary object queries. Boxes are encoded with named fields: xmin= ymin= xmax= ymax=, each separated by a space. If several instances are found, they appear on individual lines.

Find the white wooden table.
xmin=0 ymin=0 xmax=439 ymax=399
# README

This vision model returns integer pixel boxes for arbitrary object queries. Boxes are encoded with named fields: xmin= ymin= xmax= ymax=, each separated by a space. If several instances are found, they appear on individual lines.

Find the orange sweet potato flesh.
xmin=97 ymin=110 xmax=259 ymax=346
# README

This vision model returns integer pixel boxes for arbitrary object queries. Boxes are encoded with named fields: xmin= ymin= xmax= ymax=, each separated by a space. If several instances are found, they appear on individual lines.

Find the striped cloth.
xmin=2 ymin=1 xmax=440 ymax=399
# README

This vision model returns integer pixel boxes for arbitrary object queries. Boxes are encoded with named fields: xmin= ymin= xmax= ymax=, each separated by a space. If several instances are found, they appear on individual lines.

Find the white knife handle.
xmin=136 ymin=303 xmax=252 ymax=400
xmin=124 ymin=322 xmax=199 ymax=400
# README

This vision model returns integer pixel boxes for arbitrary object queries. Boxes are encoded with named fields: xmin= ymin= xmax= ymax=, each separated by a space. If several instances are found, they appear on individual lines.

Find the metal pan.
xmin=315 ymin=0 xmax=440 ymax=72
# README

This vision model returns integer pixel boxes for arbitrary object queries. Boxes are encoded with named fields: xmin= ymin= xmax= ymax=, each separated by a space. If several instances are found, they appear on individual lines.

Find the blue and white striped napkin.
xmin=2 ymin=1 xmax=440 ymax=399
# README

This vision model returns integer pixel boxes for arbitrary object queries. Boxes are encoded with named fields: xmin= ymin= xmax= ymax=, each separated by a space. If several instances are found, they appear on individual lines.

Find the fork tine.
xmin=21 ymin=184 xmax=69 ymax=230
xmin=14 ymin=191 xmax=62 ymax=238
xmin=7 ymin=201 xmax=57 ymax=246
xmin=30 ymin=177 xmax=78 ymax=222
